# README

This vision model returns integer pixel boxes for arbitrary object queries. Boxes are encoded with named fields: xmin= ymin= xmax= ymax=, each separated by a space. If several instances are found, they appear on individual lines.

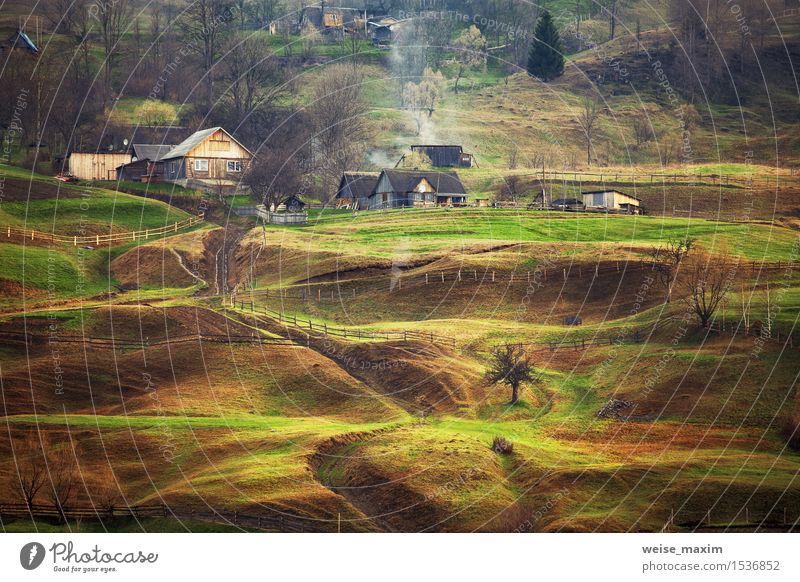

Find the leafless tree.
xmin=576 ymin=96 xmax=601 ymax=166
xmin=95 ymin=0 xmax=133 ymax=100
xmin=680 ymin=254 xmax=734 ymax=328
xmin=179 ymin=0 xmax=236 ymax=105
xmin=649 ymin=237 xmax=696 ymax=302
xmin=90 ymin=465 xmax=121 ymax=516
xmin=46 ymin=447 xmax=79 ymax=523
xmin=485 ymin=344 xmax=537 ymax=405
xmin=244 ymin=148 xmax=303 ymax=211
xmin=12 ymin=432 xmax=48 ymax=508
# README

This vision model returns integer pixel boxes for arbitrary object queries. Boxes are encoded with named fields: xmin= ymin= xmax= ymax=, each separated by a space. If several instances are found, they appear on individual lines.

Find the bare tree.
xmin=576 ymin=97 xmax=601 ymax=166
xmin=95 ymin=0 xmax=133 ymax=100
xmin=46 ymin=447 xmax=79 ymax=524
xmin=244 ymin=148 xmax=303 ymax=211
xmin=680 ymin=254 xmax=734 ymax=328
xmin=12 ymin=432 xmax=48 ymax=508
xmin=485 ymin=345 xmax=537 ymax=405
xmin=90 ymin=465 xmax=121 ymax=517
xmin=649 ymin=237 xmax=696 ymax=303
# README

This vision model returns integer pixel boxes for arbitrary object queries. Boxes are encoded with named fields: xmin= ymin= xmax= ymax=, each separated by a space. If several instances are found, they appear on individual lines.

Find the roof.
xmin=302 ymin=6 xmax=361 ymax=28
xmin=3 ymin=30 xmax=39 ymax=54
xmin=378 ymin=170 xmax=466 ymax=196
xmin=132 ymin=144 xmax=174 ymax=162
xmin=161 ymin=127 xmax=252 ymax=161
xmin=338 ymin=172 xmax=379 ymax=199
xmin=552 ymin=198 xmax=584 ymax=205
xmin=582 ymin=190 xmax=642 ymax=202
xmin=410 ymin=145 xmax=468 ymax=167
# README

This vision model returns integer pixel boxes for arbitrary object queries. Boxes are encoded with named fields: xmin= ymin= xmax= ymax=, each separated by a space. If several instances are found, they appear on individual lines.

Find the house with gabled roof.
xmin=116 ymin=127 xmax=252 ymax=192
xmin=368 ymin=170 xmax=467 ymax=210
xmin=336 ymin=172 xmax=380 ymax=210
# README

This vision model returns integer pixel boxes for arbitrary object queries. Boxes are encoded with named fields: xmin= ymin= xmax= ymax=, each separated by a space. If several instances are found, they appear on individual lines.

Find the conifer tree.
xmin=527 ymin=11 xmax=565 ymax=81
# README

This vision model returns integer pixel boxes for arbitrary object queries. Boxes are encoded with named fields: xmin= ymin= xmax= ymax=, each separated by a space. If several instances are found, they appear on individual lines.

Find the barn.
xmin=368 ymin=170 xmax=467 ymax=210
xmin=64 ymin=149 xmax=133 ymax=181
xmin=582 ymin=190 xmax=641 ymax=214
xmin=407 ymin=145 xmax=474 ymax=168
xmin=117 ymin=144 xmax=175 ymax=182
xmin=336 ymin=172 xmax=379 ymax=210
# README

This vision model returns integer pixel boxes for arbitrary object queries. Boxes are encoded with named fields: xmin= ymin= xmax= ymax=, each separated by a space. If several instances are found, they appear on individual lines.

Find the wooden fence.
xmin=235 ymin=302 xmax=457 ymax=349
xmin=2 ymin=216 xmax=203 ymax=246
xmin=663 ymin=506 xmax=799 ymax=531
xmin=0 ymin=503 xmax=337 ymax=533
xmin=514 ymin=169 xmax=792 ymax=188
xmin=0 ymin=330 xmax=296 ymax=349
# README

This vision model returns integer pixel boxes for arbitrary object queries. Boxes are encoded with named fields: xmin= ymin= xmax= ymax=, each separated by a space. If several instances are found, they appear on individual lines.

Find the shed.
xmin=551 ymin=198 xmax=585 ymax=211
xmin=280 ymin=195 xmax=306 ymax=213
xmin=408 ymin=145 xmax=474 ymax=168
xmin=582 ymin=190 xmax=641 ymax=213
xmin=336 ymin=172 xmax=379 ymax=210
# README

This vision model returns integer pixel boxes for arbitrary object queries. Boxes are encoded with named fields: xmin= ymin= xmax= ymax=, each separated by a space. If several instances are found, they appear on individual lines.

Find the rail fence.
xmin=233 ymin=302 xmax=457 ymax=349
xmin=0 ymin=503 xmax=334 ymax=533
xmin=0 ymin=330 xmax=295 ymax=349
xmin=513 ymin=169 xmax=792 ymax=188
xmin=237 ymin=258 xmax=796 ymax=303
xmin=2 ymin=216 xmax=203 ymax=246
xmin=664 ymin=507 xmax=799 ymax=531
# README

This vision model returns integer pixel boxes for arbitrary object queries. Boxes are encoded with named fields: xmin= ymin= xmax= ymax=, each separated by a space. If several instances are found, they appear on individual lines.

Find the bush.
xmin=492 ymin=436 xmax=514 ymax=455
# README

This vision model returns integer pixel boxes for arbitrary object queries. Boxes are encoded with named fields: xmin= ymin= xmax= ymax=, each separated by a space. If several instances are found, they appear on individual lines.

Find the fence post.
xmin=425 ymin=273 xmax=429 ymax=285
xmin=441 ymin=271 xmax=445 ymax=282
xmin=492 ymin=271 xmax=495 ymax=282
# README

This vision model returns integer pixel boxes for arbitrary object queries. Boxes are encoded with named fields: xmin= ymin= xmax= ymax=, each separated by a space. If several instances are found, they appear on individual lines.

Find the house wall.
xmin=69 ymin=153 xmax=132 ymax=180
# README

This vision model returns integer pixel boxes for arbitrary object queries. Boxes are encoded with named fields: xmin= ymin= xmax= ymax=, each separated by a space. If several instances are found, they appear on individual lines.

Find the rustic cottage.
xmin=406 ymin=145 xmax=474 ymax=168
xmin=336 ymin=172 xmax=380 ymax=210
xmin=368 ymin=170 xmax=467 ymax=210
xmin=582 ymin=190 xmax=641 ymax=214
xmin=131 ymin=127 xmax=252 ymax=192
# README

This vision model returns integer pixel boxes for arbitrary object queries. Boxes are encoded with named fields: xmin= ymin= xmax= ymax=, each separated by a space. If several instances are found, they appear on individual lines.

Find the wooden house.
xmin=117 ymin=127 xmax=251 ymax=192
xmin=407 ymin=145 xmax=474 ymax=168
xmin=582 ymin=190 xmax=641 ymax=214
xmin=336 ymin=172 xmax=379 ymax=210
xmin=368 ymin=170 xmax=467 ymax=210
xmin=279 ymin=195 xmax=306 ymax=213
xmin=299 ymin=3 xmax=363 ymax=39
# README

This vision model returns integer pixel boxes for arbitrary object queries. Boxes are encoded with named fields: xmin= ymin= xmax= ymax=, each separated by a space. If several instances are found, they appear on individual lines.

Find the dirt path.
xmin=169 ymin=248 xmax=208 ymax=288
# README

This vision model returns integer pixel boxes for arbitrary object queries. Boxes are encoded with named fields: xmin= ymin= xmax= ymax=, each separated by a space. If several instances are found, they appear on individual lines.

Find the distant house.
xmin=336 ymin=172 xmax=380 ymax=210
xmin=582 ymin=190 xmax=641 ymax=214
xmin=1 ymin=29 xmax=39 ymax=55
xmin=404 ymin=145 xmax=475 ymax=168
xmin=551 ymin=198 xmax=585 ymax=211
xmin=280 ymin=195 xmax=306 ymax=213
xmin=369 ymin=16 xmax=407 ymax=45
xmin=368 ymin=170 xmax=467 ymax=210
xmin=117 ymin=127 xmax=252 ymax=193
xmin=300 ymin=3 xmax=363 ymax=38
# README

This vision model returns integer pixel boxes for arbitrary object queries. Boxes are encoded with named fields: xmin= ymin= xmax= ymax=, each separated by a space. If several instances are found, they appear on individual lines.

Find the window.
xmin=227 ymin=160 xmax=241 ymax=172
xmin=194 ymin=159 xmax=209 ymax=172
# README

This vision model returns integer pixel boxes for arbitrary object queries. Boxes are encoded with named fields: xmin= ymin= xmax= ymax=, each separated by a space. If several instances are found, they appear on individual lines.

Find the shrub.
xmin=492 ymin=436 xmax=514 ymax=455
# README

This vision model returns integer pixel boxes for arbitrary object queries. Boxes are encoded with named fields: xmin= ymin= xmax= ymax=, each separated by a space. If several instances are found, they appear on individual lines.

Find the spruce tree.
xmin=527 ymin=11 xmax=565 ymax=82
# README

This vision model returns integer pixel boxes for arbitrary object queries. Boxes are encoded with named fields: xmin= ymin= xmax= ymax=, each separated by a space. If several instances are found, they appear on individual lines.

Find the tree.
xmin=680 ymin=254 xmax=733 ymax=328
xmin=46 ymin=447 xmax=78 ymax=524
xmin=244 ymin=148 xmax=303 ymax=212
xmin=404 ymin=68 xmax=445 ymax=136
xmin=12 ymin=433 xmax=48 ymax=508
xmin=136 ymin=101 xmax=175 ymax=127
xmin=576 ymin=96 xmax=601 ymax=166
xmin=527 ymin=11 xmax=564 ymax=82
xmin=485 ymin=344 xmax=536 ymax=405
xmin=179 ymin=0 xmax=235 ymax=106
xmin=649 ymin=237 xmax=695 ymax=303
xmin=94 ymin=0 xmax=133 ymax=101
xmin=452 ymin=25 xmax=487 ymax=94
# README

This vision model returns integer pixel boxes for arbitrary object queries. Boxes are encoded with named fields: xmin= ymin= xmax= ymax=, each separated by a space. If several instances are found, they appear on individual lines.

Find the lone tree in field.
xmin=527 ymin=11 xmax=564 ymax=81
xmin=244 ymin=148 xmax=303 ymax=212
xmin=485 ymin=344 xmax=536 ymax=405
xmin=680 ymin=254 xmax=733 ymax=329
xmin=576 ymin=96 xmax=602 ymax=166
xmin=13 ymin=432 xmax=48 ymax=508
xmin=649 ymin=237 xmax=696 ymax=303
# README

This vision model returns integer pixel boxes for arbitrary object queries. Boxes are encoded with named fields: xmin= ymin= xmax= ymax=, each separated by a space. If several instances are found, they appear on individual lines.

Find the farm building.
xmin=1 ymin=29 xmax=39 ymax=55
xmin=403 ymin=145 xmax=475 ymax=168
xmin=117 ymin=127 xmax=252 ymax=193
xmin=368 ymin=170 xmax=467 ymax=210
xmin=336 ymin=172 xmax=380 ymax=210
xmin=582 ymin=190 xmax=641 ymax=214
xmin=62 ymin=149 xmax=133 ymax=181
xmin=299 ymin=3 xmax=364 ymax=38
xmin=369 ymin=16 xmax=407 ymax=45
xmin=116 ymin=144 xmax=175 ymax=181
xmin=279 ymin=195 xmax=306 ymax=213
xmin=551 ymin=198 xmax=585 ymax=211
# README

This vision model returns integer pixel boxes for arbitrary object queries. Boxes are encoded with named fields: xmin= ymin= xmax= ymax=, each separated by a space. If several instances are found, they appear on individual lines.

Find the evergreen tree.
xmin=527 ymin=11 xmax=565 ymax=81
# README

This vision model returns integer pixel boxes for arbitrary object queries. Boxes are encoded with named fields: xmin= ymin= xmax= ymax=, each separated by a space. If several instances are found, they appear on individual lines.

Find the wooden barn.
xmin=582 ymin=190 xmax=641 ymax=214
xmin=64 ymin=149 xmax=133 ymax=181
xmin=404 ymin=145 xmax=474 ymax=168
xmin=116 ymin=144 xmax=175 ymax=182
xmin=336 ymin=172 xmax=379 ymax=210
xmin=368 ymin=170 xmax=467 ymax=210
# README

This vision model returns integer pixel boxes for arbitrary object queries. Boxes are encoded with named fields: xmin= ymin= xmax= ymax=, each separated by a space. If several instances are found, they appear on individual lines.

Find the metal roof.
xmin=160 ymin=127 xmax=252 ymax=161
xmin=132 ymin=144 xmax=175 ymax=162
